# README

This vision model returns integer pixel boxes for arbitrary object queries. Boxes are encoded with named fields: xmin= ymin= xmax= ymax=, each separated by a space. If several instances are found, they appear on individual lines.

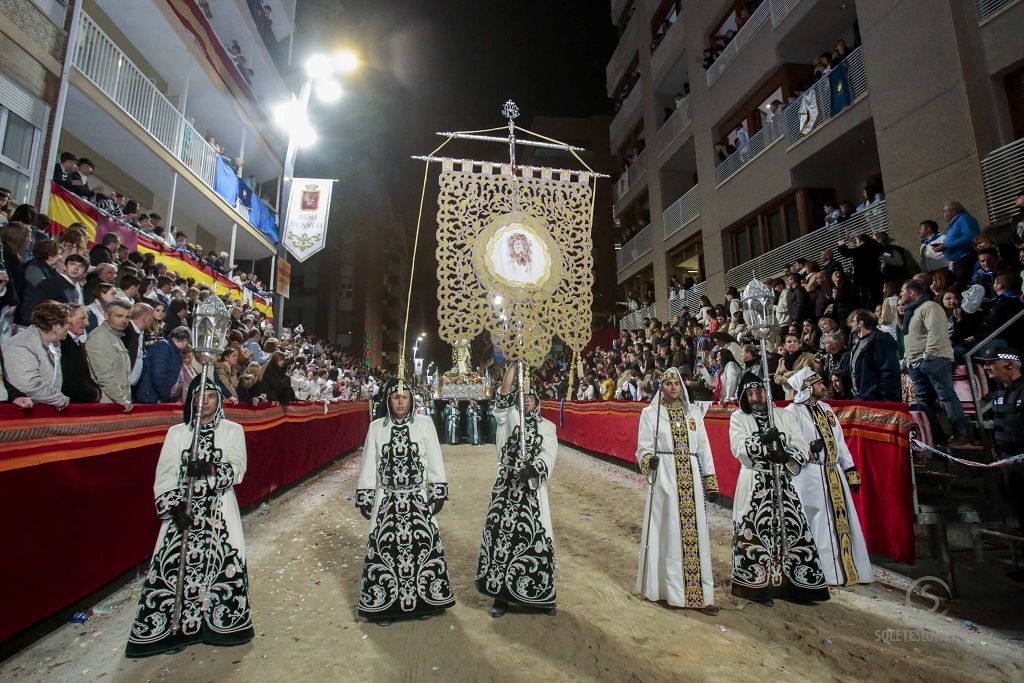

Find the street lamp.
xmin=271 ymin=49 xmax=359 ymax=335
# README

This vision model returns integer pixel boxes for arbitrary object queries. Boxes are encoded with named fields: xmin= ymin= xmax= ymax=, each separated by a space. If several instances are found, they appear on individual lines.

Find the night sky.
xmin=289 ymin=1 xmax=617 ymax=344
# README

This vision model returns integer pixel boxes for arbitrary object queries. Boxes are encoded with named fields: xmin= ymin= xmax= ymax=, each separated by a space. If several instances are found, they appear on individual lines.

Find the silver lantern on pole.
xmin=171 ymin=292 xmax=230 ymax=634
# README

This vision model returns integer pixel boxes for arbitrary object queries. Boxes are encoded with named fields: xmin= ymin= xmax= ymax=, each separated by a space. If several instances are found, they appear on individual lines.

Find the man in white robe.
xmin=785 ymin=368 xmax=874 ymax=587
xmin=126 ymin=378 xmax=253 ymax=657
xmin=635 ymin=368 xmax=719 ymax=614
xmin=476 ymin=361 xmax=558 ymax=617
xmin=356 ymin=379 xmax=455 ymax=625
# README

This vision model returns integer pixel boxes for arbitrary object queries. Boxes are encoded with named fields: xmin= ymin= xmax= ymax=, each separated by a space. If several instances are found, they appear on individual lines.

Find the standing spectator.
xmin=69 ymin=158 xmax=102 ymax=199
xmin=85 ymin=282 xmax=118 ymax=331
xmin=918 ymin=219 xmax=949 ymax=273
xmin=85 ymin=299 xmax=133 ymax=411
xmin=848 ymin=310 xmax=901 ymax=401
xmin=83 ymin=263 xmax=117 ymax=304
xmin=786 ymin=273 xmax=813 ymax=325
xmin=838 ymin=233 xmax=884 ymax=307
xmin=89 ymin=232 xmax=121 ymax=267
xmin=15 ymin=240 xmax=61 ymax=326
xmin=258 ymin=350 xmax=294 ymax=404
xmin=60 ymin=304 xmax=100 ymax=403
xmin=900 ymin=279 xmax=973 ymax=448
xmin=2 ymin=300 xmax=71 ymax=408
xmin=934 ymin=201 xmax=980 ymax=288
xmin=819 ymin=249 xmax=844 ymax=276
xmin=774 ymin=332 xmax=820 ymax=399
xmin=52 ymin=152 xmax=78 ymax=191
xmin=963 ymin=273 xmax=1024 ymax=351
xmin=856 ymin=186 xmax=884 ymax=213
xmin=134 ymin=326 xmax=190 ymax=404
xmin=35 ymin=254 xmax=87 ymax=307
xmin=877 ymin=233 xmax=914 ymax=283
xmin=971 ymin=248 xmax=1004 ymax=298
xmin=1 ymin=221 xmax=30 ymax=308
xmin=124 ymin=302 xmax=154 ymax=388
xmin=819 ymin=331 xmax=851 ymax=397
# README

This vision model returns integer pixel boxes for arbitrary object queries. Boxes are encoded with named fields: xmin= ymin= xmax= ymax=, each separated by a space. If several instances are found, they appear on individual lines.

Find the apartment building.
xmin=607 ymin=0 xmax=1024 ymax=327
xmin=1 ymin=0 xmax=296 ymax=303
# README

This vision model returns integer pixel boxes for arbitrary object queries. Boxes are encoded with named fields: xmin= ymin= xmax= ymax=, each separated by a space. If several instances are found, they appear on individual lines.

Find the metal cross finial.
xmin=502 ymin=100 xmax=520 ymax=171
xmin=501 ymin=100 xmax=520 ymax=122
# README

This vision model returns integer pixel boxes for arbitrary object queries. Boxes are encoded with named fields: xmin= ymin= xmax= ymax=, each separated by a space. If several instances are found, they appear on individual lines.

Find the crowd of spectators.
xmin=701 ymin=2 xmax=759 ymax=71
xmin=1 ymin=182 xmax=387 ymax=414
xmin=544 ymin=196 xmax=1024 ymax=451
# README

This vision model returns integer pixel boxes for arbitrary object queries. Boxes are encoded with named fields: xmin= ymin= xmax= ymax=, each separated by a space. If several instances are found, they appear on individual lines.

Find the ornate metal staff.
xmin=740 ymin=276 xmax=792 ymax=583
xmin=638 ymin=385 xmax=663 ymax=598
xmin=171 ymin=294 xmax=229 ymax=634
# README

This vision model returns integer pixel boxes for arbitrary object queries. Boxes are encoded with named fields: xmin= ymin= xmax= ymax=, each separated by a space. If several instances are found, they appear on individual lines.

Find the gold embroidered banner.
xmin=435 ymin=161 xmax=594 ymax=368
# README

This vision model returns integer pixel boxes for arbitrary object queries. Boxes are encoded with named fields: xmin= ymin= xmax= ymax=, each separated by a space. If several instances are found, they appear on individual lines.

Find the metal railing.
xmin=769 ymin=0 xmax=804 ymax=26
xmin=607 ymin=19 xmax=638 ymax=89
xmin=723 ymin=200 xmax=889 ymax=288
xmin=621 ymin=304 xmax=656 ymax=330
xmin=614 ymin=148 xmax=647 ymax=203
xmin=714 ymin=116 xmax=785 ymax=185
xmin=616 ymin=222 xmax=653 ymax=272
xmin=977 ymin=0 xmax=1021 ymax=22
xmin=73 ymin=12 xmax=218 ymax=188
xmin=705 ymin=1 xmax=770 ymax=86
xmin=980 ymin=137 xmax=1024 ymax=225
xmin=782 ymin=46 xmax=868 ymax=146
xmin=668 ymin=280 xmax=708 ymax=318
xmin=663 ymin=184 xmax=700 ymax=239
xmin=657 ymin=96 xmax=692 ymax=149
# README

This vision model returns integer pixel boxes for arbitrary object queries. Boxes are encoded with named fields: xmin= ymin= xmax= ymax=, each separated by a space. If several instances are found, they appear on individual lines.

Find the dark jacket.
xmin=133 ymin=338 xmax=183 ymax=403
xmin=60 ymin=335 xmax=101 ymax=403
xmin=88 ymin=243 xmax=115 ymax=267
xmin=260 ymin=362 xmax=294 ymax=404
xmin=18 ymin=272 xmax=79 ymax=325
xmin=788 ymin=285 xmax=814 ymax=325
xmin=838 ymin=237 xmax=884 ymax=288
xmin=850 ymin=330 xmax=901 ymax=402
xmin=0 ymin=245 xmax=25 ymax=308
xmin=973 ymin=292 xmax=1024 ymax=346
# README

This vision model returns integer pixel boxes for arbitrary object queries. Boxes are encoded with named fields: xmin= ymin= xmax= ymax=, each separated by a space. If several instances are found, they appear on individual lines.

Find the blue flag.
xmin=829 ymin=60 xmax=852 ymax=116
xmin=237 ymin=178 xmax=253 ymax=210
xmin=213 ymin=156 xmax=238 ymax=206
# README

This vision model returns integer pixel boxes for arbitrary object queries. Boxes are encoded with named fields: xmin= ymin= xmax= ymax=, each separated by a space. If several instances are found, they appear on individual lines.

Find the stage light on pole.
xmin=291 ymin=119 xmax=318 ymax=148
xmin=334 ymin=49 xmax=360 ymax=74
xmin=305 ymin=53 xmax=333 ymax=80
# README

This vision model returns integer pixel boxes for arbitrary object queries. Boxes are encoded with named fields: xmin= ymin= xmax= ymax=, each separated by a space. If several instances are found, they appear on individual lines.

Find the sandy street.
xmin=2 ymin=443 xmax=1022 ymax=682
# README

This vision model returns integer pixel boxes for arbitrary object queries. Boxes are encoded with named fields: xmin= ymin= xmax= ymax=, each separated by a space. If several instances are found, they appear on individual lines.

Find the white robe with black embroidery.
xmin=356 ymin=414 xmax=454 ymax=619
xmin=126 ymin=419 xmax=253 ymax=656
xmin=475 ymin=391 xmax=558 ymax=608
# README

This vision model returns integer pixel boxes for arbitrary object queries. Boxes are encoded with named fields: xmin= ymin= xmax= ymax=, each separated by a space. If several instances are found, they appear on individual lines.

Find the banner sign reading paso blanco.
xmin=283 ymin=178 xmax=334 ymax=262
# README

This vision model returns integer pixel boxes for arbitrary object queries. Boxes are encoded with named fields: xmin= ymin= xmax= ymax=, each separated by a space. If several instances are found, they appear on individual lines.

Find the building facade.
xmin=607 ymin=0 xmax=1024 ymax=325
xmin=1 ymin=0 xmax=296 ymax=306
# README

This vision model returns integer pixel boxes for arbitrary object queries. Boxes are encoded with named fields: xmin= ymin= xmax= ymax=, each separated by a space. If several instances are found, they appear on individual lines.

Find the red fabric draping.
xmin=541 ymin=399 xmax=915 ymax=564
xmin=0 ymin=401 xmax=369 ymax=645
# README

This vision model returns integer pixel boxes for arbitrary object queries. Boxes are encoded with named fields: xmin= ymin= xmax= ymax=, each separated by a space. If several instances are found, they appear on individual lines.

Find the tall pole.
xmin=40 ymin=0 xmax=84 ymax=211
xmin=275 ymin=79 xmax=312 ymax=336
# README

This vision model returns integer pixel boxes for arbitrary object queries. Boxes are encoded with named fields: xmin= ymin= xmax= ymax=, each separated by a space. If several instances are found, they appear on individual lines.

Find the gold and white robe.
xmin=785 ymin=401 xmax=874 ymax=586
xmin=635 ymin=400 xmax=717 ymax=608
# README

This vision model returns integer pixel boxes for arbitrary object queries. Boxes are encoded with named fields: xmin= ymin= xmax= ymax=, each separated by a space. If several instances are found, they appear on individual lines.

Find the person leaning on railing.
xmin=2 ymin=300 xmax=72 ymax=409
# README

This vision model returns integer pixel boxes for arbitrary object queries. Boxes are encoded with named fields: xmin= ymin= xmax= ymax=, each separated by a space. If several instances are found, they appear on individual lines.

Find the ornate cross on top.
xmin=502 ymin=100 xmax=520 ymax=169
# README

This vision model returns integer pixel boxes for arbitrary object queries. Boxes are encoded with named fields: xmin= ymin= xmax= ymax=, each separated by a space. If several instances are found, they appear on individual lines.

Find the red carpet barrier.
xmin=542 ymin=399 xmax=915 ymax=564
xmin=0 ymin=401 xmax=370 ymax=645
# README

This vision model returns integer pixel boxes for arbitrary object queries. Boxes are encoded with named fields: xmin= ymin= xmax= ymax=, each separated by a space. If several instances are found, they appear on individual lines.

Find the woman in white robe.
xmin=635 ymin=368 xmax=719 ymax=612
xmin=784 ymin=368 xmax=874 ymax=586
xmin=356 ymin=380 xmax=454 ymax=624
xmin=126 ymin=378 xmax=253 ymax=658
xmin=476 ymin=362 xmax=558 ymax=617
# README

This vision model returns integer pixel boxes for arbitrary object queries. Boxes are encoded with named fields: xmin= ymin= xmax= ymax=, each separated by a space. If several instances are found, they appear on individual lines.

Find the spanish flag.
xmin=48 ymin=182 xmax=273 ymax=319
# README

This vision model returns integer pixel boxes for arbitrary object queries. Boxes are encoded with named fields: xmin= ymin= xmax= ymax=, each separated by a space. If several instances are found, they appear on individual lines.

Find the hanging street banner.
xmin=283 ymin=178 xmax=334 ymax=262
xmin=276 ymin=258 xmax=292 ymax=299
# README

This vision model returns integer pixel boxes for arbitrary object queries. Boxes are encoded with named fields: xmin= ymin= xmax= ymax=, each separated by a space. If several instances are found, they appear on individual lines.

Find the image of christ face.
xmin=507 ymin=232 xmax=533 ymax=268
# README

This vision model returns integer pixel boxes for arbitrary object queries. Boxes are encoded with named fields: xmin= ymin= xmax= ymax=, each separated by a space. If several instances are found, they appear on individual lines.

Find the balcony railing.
xmin=610 ymin=81 xmax=642 ymax=149
xmin=72 ymin=12 xmax=219 ymax=188
xmin=977 ymin=0 xmax=1021 ymax=22
xmin=705 ymin=1 xmax=770 ymax=86
xmin=723 ymin=200 xmax=889 ymax=288
xmin=614 ymin=148 xmax=647 ymax=203
xmin=714 ymin=116 xmax=785 ymax=185
xmin=782 ymin=46 xmax=868 ymax=146
xmin=980 ymin=137 xmax=1024 ymax=225
xmin=616 ymin=222 xmax=653 ymax=272
xmin=769 ymin=0 xmax=805 ymax=26
xmin=621 ymin=303 xmax=656 ymax=331
xmin=669 ymin=280 xmax=708 ymax=318
xmin=663 ymin=184 xmax=700 ymax=239
xmin=656 ymin=96 xmax=692 ymax=150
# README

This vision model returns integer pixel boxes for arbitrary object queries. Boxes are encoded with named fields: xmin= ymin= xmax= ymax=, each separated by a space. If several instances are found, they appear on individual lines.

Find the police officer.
xmin=978 ymin=347 xmax=1024 ymax=580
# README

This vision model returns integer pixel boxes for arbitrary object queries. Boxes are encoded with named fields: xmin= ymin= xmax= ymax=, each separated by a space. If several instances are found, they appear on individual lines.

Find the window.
xmin=0 ymin=108 xmax=42 ymax=204
xmin=725 ymin=193 xmax=808 ymax=268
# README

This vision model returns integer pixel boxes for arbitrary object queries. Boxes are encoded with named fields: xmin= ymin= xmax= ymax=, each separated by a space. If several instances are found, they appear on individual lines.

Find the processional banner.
xmin=283 ymin=178 xmax=334 ymax=262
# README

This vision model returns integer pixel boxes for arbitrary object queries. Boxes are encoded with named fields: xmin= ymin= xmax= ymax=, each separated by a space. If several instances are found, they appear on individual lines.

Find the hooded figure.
xmin=728 ymin=370 xmax=829 ymax=605
xmin=356 ymin=378 xmax=455 ymax=625
xmin=476 ymin=361 xmax=559 ymax=617
xmin=126 ymin=376 xmax=254 ymax=657
xmin=635 ymin=367 xmax=720 ymax=612
xmin=785 ymin=368 xmax=874 ymax=586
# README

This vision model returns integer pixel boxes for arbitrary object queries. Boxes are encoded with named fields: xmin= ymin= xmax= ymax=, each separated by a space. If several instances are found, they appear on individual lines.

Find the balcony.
xmin=620 ymin=303 xmax=656 ymax=331
xmin=714 ymin=117 xmax=785 ymax=186
xmin=650 ymin=16 xmax=685 ymax=78
xmin=977 ymin=0 xmax=1022 ymax=22
xmin=606 ymin=19 xmax=639 ymax=97
xmin=705 ymin=1 xmax=770 ymax=86
xmin=769 ymin=0 xmax=805 ymax=26
xmin=668 ymin=280 xmax=708 ymax=318
xmin=663 ymin=184 xmax=700 ymax=239
xmin=781 ymin=46 xmax=869 ymax=147
xmin=980 ymin=137 xmax=1024 ymax=225
xmin=71 ymin=11 xmax=276 ymax=249
xmin=616 ymin=222 xmax=653 ymax=273
xmin=723 ymin=200 xmax=890 ymax=288
xmin=610 ymin=81 xmax=642 ymax=152
xmin=614 ymin=149 xmax=648 ymax=205
xmin=655 ymin=96 xmax=692 ymax=154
